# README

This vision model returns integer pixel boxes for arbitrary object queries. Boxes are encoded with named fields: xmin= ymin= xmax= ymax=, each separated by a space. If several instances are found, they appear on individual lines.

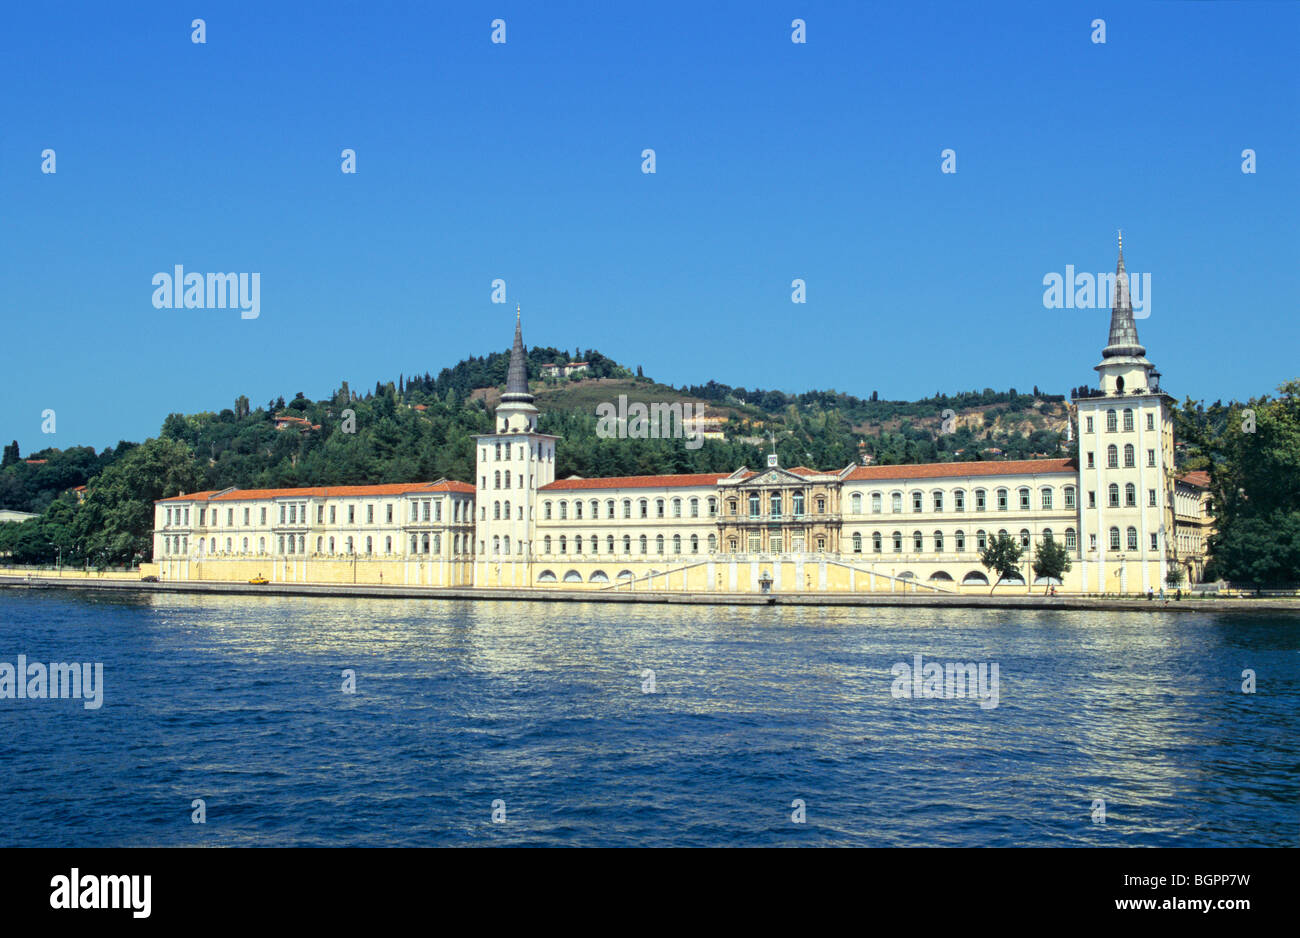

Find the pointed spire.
xmin=501 ymin=304 xmax=534 ymax=403
xmin=1102 ymin=230 xmax=1145 ymax=359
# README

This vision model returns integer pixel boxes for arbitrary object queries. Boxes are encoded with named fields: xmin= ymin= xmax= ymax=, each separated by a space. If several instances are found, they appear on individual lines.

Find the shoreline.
xmin=3 ymin=574 xmax=1298 ymax=614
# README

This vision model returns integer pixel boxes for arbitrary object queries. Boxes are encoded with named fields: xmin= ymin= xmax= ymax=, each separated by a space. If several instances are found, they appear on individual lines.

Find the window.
xmin=1123 ymin=444 xmax=1135 ymax=468
xmin=851 ymin=493 xmax=862 ymax=514
xmin=707 ymin=498 xmax=717 ymax=517
xmin=1018 ymin=488 xmax=1030 ymax=510
xmin=975 ymin=489 xmax=986 ymax=511
xmin=690 ymin=535 xmax=698 ymax=554
xmin=1125 ymin=483 xmax=1136 ymax=507
xmin=673 ymin=535 xmax=682 ymax=554
xmin=690 ymin=498 xmax=699 ymax=518
xmin=607 ymin=535 xmax=615 ymax=553
xmin=1107 ymin=445 xmax=1118 ymax=469
xmin=493 ymin=501 xmax=500 ymax=520
xmin=1019 ymin=529 xmax=1030 ymax=548
xmin=494 ymin=470 xmax=500 ymax=489
xmin=623 ymin=535 xmax=631 ymax=554
xmin=933 ymin=531 xmax=944 ymax=552
xmin=1146 ymin=413 xmax=1154 ymax=431
xmin=1085 ymin=416 xmax=1094 ymax=433
xmin=1109 ymin=527 xmax=1121 ymax=551
xmin=770 ymin=493 xmax=781 ymax=518
xmin=1041 ymin=488 xmax=1053 ymax=510
xmin=1087 ymin=451 xmax=1095 ymax=469
xmin=793 ymin=492 xmax=805 ymax=516
xmin=623 ymin=500 xmax=631 ymax=519
xmin=1106 ymin=409 xmax=1117 ymax=432
xmin=559 ymin=536 xmax=567 ymax=554
xmin=1127 ymin=526 xmax=1139 ymax=551
xmin=997 ymin=489 xmax=1008 ymax=511
xmin=606 ymin=499 xmax=615 ymax=518
xmin=559 ymin=501 xmax=568 ymax=520
xmin=1122 ymin=408 xmax=1134 ymax=432
xmin=1089 ymin=533 xmax=1096 ymax=551
xmin=503 ymin=500 xmax=511 ymax=520
xmin=852 ymin=532 xmax=862 ymax=553
xmin=1065 ymin=528 xmax=1077 ymax=550
xmin=872 ymin=532 xmax=882 ymax=553
xmin=575 ymin=501 xmax=583 ymax=520
xmin=707 ymin=534 xmax=716 ymax=552
xmin=913 ymin=531 xmax=923 ymax=552
xmin=672 ymin=498 xmax=682 ymax=518
xmin=1150 ymin=532 xmax=1159 ymax=551
xmin=976 ymin=530 xmax=987 ymax=551
xmin=1064 ymin=486 xmax=1076 ymax=509
xmin=1148 ymin=489 xmax=1157 ymax=507
xmin=1147 ymin=449 xmax=1156 ymax=467
xmin=640 ymin=499 xmax=649 ymax=519
xmin=912 ymin=491 xmax=923 ymax=512
xmin=656 ymin=499 xmax=665 ymax=519
xmin=1088 ymin=490 xmax=1097 ymax=509
xmin=954 ymin=490 xmax=965 ymax=512
xmin=955 ymin=530 xmax=965 ymax=552
xmin=933 ymin=491 xmax=943 ymax=512
xmin=1108 ymin=484 xmax=1119 ymax=508
xmin=347 ymin=506 xmax=355 ymax=524
xmin=1042 ymin=529 xmax=1053 ymax=544
xmin=639 ymin=535 xmax=648 ymax=555
xmin=892 ymin=531 xmax=902 ymax=553
xmin=575 ymin=535 xmax=583 ymax=554
xmin=656 ymin=535 xmax=665 ymax=554
xmin=544 ymin=501 xmax=552 ymax=520
xmin=280 ymin=505 xmax=286 ymax=524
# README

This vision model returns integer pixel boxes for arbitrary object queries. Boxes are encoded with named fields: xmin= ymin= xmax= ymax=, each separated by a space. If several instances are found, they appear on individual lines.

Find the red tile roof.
xmin=1178 ymin=470 xmax=1211 ymax=488
xmin=540 ymin=473 xmax=731 ymax=491
xmin=845 ymin=458 xmax=1077 ymax=482
xmin=157 ymin=480 xmax=474 ymax=503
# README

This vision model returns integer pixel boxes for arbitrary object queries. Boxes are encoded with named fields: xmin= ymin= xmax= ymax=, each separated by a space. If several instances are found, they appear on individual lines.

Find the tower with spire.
xmin=472 ymin=305 xmax=560 ymax=586
xmin=1072 ymin=233 xmax=1175 ymax=595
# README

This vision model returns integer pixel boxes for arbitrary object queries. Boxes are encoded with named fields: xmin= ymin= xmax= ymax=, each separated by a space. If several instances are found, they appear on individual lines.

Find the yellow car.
xmin=248 ymin=575 xmax=269 ymax=585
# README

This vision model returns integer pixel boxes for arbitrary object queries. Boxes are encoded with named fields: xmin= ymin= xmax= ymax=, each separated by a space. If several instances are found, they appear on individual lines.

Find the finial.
xmin=516 ymin=303 xmax=521 ymax=322
xmin=1118 ymin=229 xmax=1123 ymax=253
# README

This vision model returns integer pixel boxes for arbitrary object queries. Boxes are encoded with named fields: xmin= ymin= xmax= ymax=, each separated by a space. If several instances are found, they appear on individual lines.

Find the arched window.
xmin=607 ymin=535 xmax=615 ymax=553
xmin=504 ymin=470 xmax=510 ymax=488
xmin=1108 ymin=483 xmax=1120 ymax=508
xmin=503 ymin=536 xmax=511 ymax=555
xmin=893 ymin=531 xmax=903 ymax=553
xmin=639 ymin=534 xmax=648 ymax=555
xmin=976 ymin=530 xmax=987 ymax=551
xmin=852 ymin=532 xmax=862 ymax=553
xmin=912 ymin=491 xmax=923 ymax=512
xmin=575 ymin=535 xmax=583 ymax=554
xmin=996 ymin=488 xmax=1009 ymax=511
xmin=672 ymin=498 xmax=682 ymax=518
xmin=954 ymin=489 xmax=966 ymax=511
xmin=639 ymin=499 xmax=649 ymax=519
xmin=932 ymin=491 xmax=944 ymax=512
xmin=673 ymin=535 xmax=682 ymax=554
xmin=559 ymin=535 xmax=567 ymax=554
xmin=1127 ymin=526 xmax=1139 ymax=551
xmin=544 ymin=535 xmax=552 ymax=554
xmin=1106 ymin=409 xmax=1118 ymax=432
xmin=575 ymin=501 xmax=583 ymax=520
xmin=656 ymin=499 xmax=665 ymax=518
xmin=871 ymin=493 xmax=882 ymax=513
xmin=707 ymin=534 xmax=717 ymax=552
xmin=656 ymin=535 xmax=665 ymax=554
xmin=1063 ymin=486 xmax=1076 ymax=509
xmin=1042 ymin=528 xmax=1053 ymax=543
xmin=891 ymin=492 xmax=903 ymax=513
xmin=1109 ymin=527 xmax=1121 ymax=551
xmin=258 ymin=537 xmax=265 ymax=553
xmin=1018 ymin=488 xmax=1030 ymax=510
xmin=493 ymin=501 xmax=501 ymax=520
xmin=605 ymin=499 xmax=614 ymax=518
xmin=559 ymin=501 xmax=568 ymax=520
xmin=689 ymin=498 xmax=699 ymax=518
xmin=975 ymin=489 xmax=987 ymax=511
xmin=543 ymin=500 xmax=552 ymax=520
xmin=1019 ymin=529 xmax=1030 ymax=548
xmin=1065 ymin=528 xmax=1077 ymax=550
xmin=1107 ymin=445 xmax=1118 ymax=468
xmin=494 ymin=470 xmax=500 ymax=489
xmin=955 ymin=530 xmax=965 ymax=552
xmin=913 ymin=530 xmax=923 ymax=552
xmin=623 ymin=535 xmax=631 ymax=554
xmin=1122 ymin=408 xmax=1134 ymax=432
xmin=933 ymin=530 xmax=944 ymax=552
xmin=1125 ymin=482 xmax=1136 ymax=507
xmin=316 ymin=536 xmax=323 ymax=553
xmin=707 ymin=497 xmax=717 ymax=517
xmin=590 ymin=499 xmax=598 ymax=518
xmin=433 ymin=534 xmax=440 ymax=554
xmin=690 ymin=534 xmax=699 ymax=553
xmin=851 ymin=493 xmax=862 ymax=514
xmin=1123 ymin=443 xmax=1135 ymax=468
xmin=503 ymin=500 xmax=510 ymax=520
xmin=623 ymin=499 xmax=631 ymax=519
xmin=1040 ymin=488 xmax=1053 ymax=510
xmin=792 ymin=491 xmax=805 ymax=516
xmin=364 ymin=536 xmax=372 ymax=554
xmin=770 ymin=493 xmax=782 ymax=517
xmin=872 ymin=532 xmax=882 ymax=553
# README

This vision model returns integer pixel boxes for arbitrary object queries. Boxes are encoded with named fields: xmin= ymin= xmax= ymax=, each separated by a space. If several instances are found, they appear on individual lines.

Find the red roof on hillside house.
xmin=1178 ymin=470 xmax=1211 ymax=488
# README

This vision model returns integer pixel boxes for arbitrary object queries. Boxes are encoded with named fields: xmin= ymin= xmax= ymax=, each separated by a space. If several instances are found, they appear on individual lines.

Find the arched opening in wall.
xmin=928 ymin=571 xmax=953 ymax=581
xmin=617 ymin=570 xmax=634 ymax=581
xmin=898 ymin=571 xmax=916 ymax=579
xmin=589 ymin=570 xmax=610 ymax=584
xmin=1002 ymin=573 xmax=1026 ymax=585
xmin=1116 ymin=376 xmax=1125 ymax=393
xmin=962 ymin=571 xmax=989 ymax=585
xmin=1033 ymin=576 xmax=1062 ymax=586
xmin=563 ymin=570 xmax=583 ymax=583
xmin=537 ymin=570 xmax=557 ymax=583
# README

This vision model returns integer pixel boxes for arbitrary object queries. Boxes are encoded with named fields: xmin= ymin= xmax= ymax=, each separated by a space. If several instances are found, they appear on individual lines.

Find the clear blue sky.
xmin=2 ymin=1 xmax=1296 ymax=454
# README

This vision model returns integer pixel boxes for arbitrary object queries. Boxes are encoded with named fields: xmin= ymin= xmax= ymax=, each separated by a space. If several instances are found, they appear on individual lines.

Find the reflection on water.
xmin=0 ymin=590 xmax=1296 ymax=846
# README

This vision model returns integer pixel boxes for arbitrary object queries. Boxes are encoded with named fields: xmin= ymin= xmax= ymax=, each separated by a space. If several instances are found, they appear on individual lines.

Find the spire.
xmin=501 ymin=303 xmax=534 ymax=404
xmin=1101 ymin=229 xmax=1145 ymax=359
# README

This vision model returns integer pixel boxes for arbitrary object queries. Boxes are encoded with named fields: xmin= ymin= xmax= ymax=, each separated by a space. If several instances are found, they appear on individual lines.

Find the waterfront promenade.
xmin=3 ymin=572 xmax=1298 ymax=614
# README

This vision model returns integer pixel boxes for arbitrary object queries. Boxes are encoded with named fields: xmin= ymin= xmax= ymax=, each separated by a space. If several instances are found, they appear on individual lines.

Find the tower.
xmin=472 ymin=306 xmax=560 ymax=586
xmin=1072 ymin=233 xmax=1175 ymax=594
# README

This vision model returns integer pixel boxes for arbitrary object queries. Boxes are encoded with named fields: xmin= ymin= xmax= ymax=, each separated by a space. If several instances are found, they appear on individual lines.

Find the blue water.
xmin=1 ymin=590 xmax=1296 ymax=847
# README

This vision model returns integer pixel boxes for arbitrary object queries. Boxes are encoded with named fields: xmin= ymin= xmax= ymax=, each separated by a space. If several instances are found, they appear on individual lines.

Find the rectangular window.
xmin=1147 ymin=449 xmax=1156 ymax=467
xmin=367 ymin=505 xmax=374 ymax=524
xmin=386 ymin=505 xmax=393 ymax=523
xmin=1086 ymin=416 xmax=1094 ymax=433
xmin=1018 ymin=491 xmax=1030 ymax=510
xmin=1148 ymin=489 xmax=1157 ymax=507
xmin=1088 ymin=491 xmax=1096 ymax=509
xmin=1146 ymin=413 xmax=1154 ymax=431
xmin=1150 ymin=532 xmax=1159 ymax=551
xmin=1089 ymin=533 xmax=1097 ymax=551
xmin=912 ymin=493 xmax=922 ymax=512
xmin=1064 ymin=488 xmax=1075 ymax=509
xmin=348 ymin=506 xmax=355 ymax=524
xmin=226 ymin=508 xmax=233 ymax=525
xmin=244 ymin=508 xmax=250 ymax=525
xmin=1087 ymin=451 xmax=1094 ymax=469
xmin=328 ymin=506 xmax=335 ymax=524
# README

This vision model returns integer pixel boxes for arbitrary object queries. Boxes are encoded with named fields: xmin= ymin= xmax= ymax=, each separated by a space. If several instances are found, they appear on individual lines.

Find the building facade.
xmin=150 ymin=237 xmax=1211 ymax=594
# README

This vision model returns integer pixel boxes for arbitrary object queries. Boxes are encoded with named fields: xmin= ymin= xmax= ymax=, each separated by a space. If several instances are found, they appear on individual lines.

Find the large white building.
xmin=153 ymin=237 xmax=1207 ymax=594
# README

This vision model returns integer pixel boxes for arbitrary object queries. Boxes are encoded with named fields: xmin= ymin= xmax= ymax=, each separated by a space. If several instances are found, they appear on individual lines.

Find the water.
xmin=1 ymin=589 xmax=1296 ymax=847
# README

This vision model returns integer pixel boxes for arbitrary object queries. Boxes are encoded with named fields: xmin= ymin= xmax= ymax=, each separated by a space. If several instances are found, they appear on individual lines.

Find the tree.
xmin=1031 ymin=536 xmax=1071 ymax=590
xmin=1165 ymin=567 xmax=1186 ymax=588
xmin=979 ymin=533 xmax=1023 ymax=593
xmin=1 ymin=440 xmax=18 ymax=468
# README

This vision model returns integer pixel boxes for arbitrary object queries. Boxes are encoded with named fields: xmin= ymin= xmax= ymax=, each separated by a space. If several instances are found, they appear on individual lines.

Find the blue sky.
xmin=2 ymin=1 xmax=1296 ymax=453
